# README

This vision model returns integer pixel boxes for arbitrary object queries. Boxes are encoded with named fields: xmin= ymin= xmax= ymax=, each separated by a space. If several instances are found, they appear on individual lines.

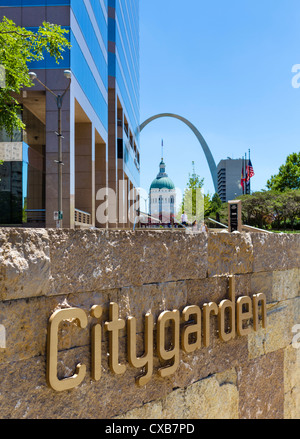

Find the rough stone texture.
xmin=208 ymin=231 xmax=253 ymax=277
xmin=252 ymin=233 xmax=300 ymax=273
xmin=0 ymin=229 xmax=50 ymax=301
xmin=251 ymin=269 xmax=300 ymax=303
xmin=272 ymin=269 xmax=300 ymax=301
xmin=237 ymin=350 xmax=285 ymax=419
xmin=248 ymin=298 xmax=299 ymax=359
xmin=0 ymin=228 xmax=299 ymax=419
xmin=116 ymin=371 xmax=239 ymax=420
xmin=284 ymin=345 xmax=300 ymax=419
xmin=48 ymin=229 xmax=208 ymax=295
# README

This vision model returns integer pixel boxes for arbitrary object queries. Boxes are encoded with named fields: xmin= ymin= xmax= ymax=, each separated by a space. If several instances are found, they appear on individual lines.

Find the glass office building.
xmin=0 ymin=105 xmax=46 ymax=226
xmin=0 ymin=0 xmax=140 ymax=228
xmin=108 ymin=0 xmax=140 ymax=227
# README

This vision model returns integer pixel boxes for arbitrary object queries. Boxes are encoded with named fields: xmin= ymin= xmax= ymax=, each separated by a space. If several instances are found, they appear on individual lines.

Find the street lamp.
xmin=28 ymin=70 xmax=72 ymax=228
xmin=141 ymin=195 xmax=148 ymax=214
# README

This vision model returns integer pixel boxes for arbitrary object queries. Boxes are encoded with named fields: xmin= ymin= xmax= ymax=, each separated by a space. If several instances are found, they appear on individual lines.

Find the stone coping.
xmin=0 ymin=228 xmax=299 ymax=301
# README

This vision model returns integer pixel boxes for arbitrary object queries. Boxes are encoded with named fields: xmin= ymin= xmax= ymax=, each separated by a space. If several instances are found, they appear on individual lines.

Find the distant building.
xmin=217 ymin=158 xmax=243 ymax=202
xmin=149 ymin=157 xmax=176 ymax=225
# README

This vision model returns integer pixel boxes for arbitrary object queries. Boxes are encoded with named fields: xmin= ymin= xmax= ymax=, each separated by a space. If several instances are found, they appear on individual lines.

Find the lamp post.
xmin=141 ymin=195 xmax=148 ymax=214
xmin=28 ymin=70 xmax=72 ymax=228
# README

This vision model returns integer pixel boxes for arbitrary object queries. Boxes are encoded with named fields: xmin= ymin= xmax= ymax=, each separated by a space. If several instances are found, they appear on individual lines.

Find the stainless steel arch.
xmin=139 ymin=113 xmax=218 ymax=192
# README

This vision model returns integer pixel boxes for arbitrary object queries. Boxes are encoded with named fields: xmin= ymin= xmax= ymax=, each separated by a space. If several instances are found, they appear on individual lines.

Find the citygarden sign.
xmin=46 ymin=277 xmax=267 ymax=392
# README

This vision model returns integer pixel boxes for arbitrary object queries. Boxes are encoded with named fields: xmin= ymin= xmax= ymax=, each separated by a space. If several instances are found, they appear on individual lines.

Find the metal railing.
xmin=74 ymin=208 xmax=92 ymax=227
xmin=25 ymin=209 xmax=46 ymax=223
xmin=207 ymin=217 xmax=273 ymax=233
xmin=242 ymin=224 xmax=273 ymax=234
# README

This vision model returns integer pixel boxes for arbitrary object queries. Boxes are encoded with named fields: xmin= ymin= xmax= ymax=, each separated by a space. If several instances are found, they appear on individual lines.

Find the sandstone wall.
xmin=0 ymin=228 xmax=299 ymax=419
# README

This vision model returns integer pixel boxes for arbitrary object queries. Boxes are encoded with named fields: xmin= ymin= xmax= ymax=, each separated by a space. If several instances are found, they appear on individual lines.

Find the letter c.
xmin=46 ymin=307 xmax=88 ymax=392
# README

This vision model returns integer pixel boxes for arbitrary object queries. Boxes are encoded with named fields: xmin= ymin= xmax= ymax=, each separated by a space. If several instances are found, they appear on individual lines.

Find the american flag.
xmin=241 ymin=167 xmax=245 ymax=191
xmin=246 ymin=160 xmax=254 ymax=181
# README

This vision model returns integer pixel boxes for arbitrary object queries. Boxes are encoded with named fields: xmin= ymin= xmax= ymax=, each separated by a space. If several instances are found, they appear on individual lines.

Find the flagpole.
xmin=244 ymin=153 xmax=247 ymax=195
xmin=248 ymin=149 xmax=251 ymax=194
xmin=243 ymin=156 xmax=245 ymax=195
xmin=241 ymin=156 xmax=243 ymax=195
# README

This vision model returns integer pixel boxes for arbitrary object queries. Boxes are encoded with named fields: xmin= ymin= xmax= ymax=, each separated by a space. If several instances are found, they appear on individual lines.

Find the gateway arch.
xmin=139 ymin=113 xmax=218 ymax=193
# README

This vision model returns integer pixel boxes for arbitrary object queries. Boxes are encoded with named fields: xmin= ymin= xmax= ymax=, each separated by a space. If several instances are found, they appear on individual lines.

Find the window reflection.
xmin=0 ymin=106 xmax=45 ymax=225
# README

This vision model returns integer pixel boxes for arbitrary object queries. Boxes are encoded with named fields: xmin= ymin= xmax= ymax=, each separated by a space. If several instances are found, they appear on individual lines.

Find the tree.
xmin=238 ymin=192 xmax=273 ymax=229
xmin=0 ymin=16 xmax=70 ymax=137
xmin=179 ymin=163 xmax=211 ymax=223
xmin=280 ymin=189 xmax=300 ymax=229
xmin=270 ymin=191 xmax=286 ymax=229
xmin=209 ymin=192 xmax=222 ymax=221
xmin=266 ymin=152 xmax=300 ymax=191
xmin=222 ymin=190 xmax=300 ymax=231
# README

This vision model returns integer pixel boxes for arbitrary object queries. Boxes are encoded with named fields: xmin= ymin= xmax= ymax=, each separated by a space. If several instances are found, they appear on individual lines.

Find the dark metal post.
xmin=248 ymin=148 xmax=251 ymax=195
xmin=57 ymin=95 xmax=63 ymax=228
xmin=29 ymin=71 xmax=71 ymax=229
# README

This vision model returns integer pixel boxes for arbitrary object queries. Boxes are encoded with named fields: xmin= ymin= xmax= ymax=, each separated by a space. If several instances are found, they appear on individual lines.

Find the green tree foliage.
xmin=0 ymin=17 xmax=70 ymax=137
xmin=178 ymin=165 xmax=211 ymax=223
xmin=209 ymin=192 xmax=222 ymax=221
xmin=266 ymin=152 xmax=300 ymax=191
xmin=219 ymin=190 xmax=300 ymax=231
xmin=238 ymin=192 xmax=274 ymax=229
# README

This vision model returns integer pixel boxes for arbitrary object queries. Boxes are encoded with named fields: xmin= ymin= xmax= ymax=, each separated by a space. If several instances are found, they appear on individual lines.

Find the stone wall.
xmin=0 ymin=228 xmax=299 ymax=419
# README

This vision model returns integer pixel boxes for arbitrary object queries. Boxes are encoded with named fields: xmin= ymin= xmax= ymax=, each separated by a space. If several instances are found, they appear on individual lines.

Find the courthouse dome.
xmin=150 ymin=176 xmax=175 ymax=190
xmin=150 ymin=159 xmax=175 ymax=191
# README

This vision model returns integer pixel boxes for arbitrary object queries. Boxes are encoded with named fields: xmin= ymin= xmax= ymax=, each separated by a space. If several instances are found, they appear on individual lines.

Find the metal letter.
xmin=253 ymin=293 xmax=267 ymax=331
xmin=127 ymin=312 xmax=154 ymax=386
xmin=157 ymin=310 xmax=180 ymax=378
xmin=104 ymin=303 xmax=126 ymax=375
xmin=47 ymin=307 xmax=88 ymax=392
xmin=181 ymin=305 xmax=201 ymax=353
xmin=202 ymin=302 xmax=218 ymax=347
xmin=236 ymin=296 xmax=253 ymax=336
xmin=218 ymin=276 xmax=236 ymax=342
xmin=90 ymin=305 xmax=103 ymax=382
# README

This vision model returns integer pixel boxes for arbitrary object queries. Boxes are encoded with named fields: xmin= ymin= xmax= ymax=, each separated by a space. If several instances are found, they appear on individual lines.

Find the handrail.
xmin=242 ymin=224 xmax=273 ymax=234
xmin=208 ymin=217 xmax=228 ymax=228
xmin=75 ymin=208 xmax=90 ymax=216
xmin=133 ymin=210 xmax=162 ymax=231
xmin=74 ymin=208 xmax=91 ymax=226
xmin=207 ymin=217 xmax=273 ymax=233
xmin=25 ymin=209 xmax=46 ymax=213
xmin=25 ymin=209 xmax=46 ymax=223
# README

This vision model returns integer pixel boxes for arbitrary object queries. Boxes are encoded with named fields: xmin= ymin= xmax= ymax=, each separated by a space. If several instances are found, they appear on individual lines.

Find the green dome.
xmin=150 ymin=157 xmax=175 ymax=191
xmin=150 ymin=176 xmax=175 ymax=190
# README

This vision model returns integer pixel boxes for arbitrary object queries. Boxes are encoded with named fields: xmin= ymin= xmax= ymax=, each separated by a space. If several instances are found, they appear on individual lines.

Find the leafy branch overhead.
xmin=0 ymin=17 xmax=71 ymax=136
xmin=266 ymin=152 xmax=300 ymax=192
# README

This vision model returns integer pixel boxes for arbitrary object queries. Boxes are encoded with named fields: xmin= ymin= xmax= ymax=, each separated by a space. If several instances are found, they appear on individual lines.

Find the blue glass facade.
xmin=108 ymin=0 xmax=140 ymax=188
xmin=0 ymin=0 xmax=109 ymax=132
xmin=0 ymin=0 xmax=140 ymax=227
xmin=0 ymin=0 xmax=139 ymax=144
xmin=108 ymin=0 xmax=139 ymax=134
xmin=0 ymin=1 xmax=70 ymax=6
xmin=70 ymin=0 xmax=108 ymax=131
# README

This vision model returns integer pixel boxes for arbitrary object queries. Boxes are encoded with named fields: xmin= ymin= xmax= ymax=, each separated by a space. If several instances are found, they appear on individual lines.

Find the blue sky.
xmin=139 ymin=0 xmax=300 ymax=206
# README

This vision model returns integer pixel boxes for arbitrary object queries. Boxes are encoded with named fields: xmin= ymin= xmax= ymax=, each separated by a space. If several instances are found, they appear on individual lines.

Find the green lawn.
xmin=272 ymin=230 xmax=300 ymax=234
